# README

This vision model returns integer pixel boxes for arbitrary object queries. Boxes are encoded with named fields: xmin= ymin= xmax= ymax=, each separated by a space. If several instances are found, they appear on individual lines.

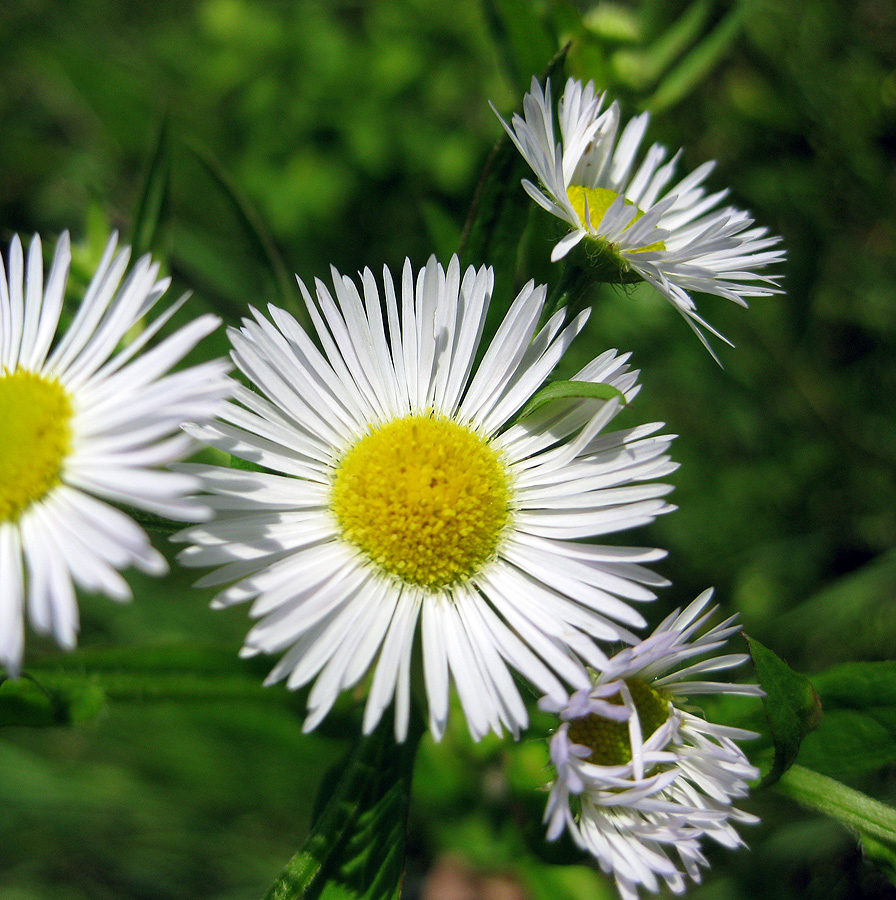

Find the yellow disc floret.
xmin=0 ymin=369 xmax=73 ymax=522
xmin=567 ymin=678 xmax=671 ymax=766
xmin=330 ymin=413 xmax=511 ymax=589
xmin=567 ymin=185 xmax=666 ymax=254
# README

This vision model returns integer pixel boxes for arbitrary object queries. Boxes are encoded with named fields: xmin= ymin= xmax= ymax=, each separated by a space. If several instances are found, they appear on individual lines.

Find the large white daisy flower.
xmin=494 ymin=77 xmax=784 ymax=352
xmin=540 ymin=589 xmax=761 ymax=900
xmin=0 ymin=232 xmax=231 ymax=677
xmin=175 ymin=255 xmax=678 ymax=742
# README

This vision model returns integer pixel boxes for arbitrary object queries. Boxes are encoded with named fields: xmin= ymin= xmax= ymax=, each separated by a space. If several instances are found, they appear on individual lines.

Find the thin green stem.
xmin=776 ymin=764 xmax=896 ymax=846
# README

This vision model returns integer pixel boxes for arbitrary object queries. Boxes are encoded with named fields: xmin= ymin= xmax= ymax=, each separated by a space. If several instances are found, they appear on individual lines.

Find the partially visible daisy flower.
xmin=175 ymin=255 xmax=678 ymax=742
xmin=493 ymin=77 xmax=784 ymax=353
xmin=0 ymin=232 xmax=231 ymax=676
xmin=540 ymin=589 xmax=761 ymax=900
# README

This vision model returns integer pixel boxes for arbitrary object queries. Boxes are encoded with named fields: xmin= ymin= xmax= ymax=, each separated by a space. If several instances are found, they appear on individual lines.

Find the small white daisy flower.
xmin=540 ymin=589 xmax=761 ymax=900
xmin=494 ymin=77 xmax=784 ymax=353
xmin=0 ymin=232 xmax=231 ymax=677
xmin=175 ymin=255 xmax=678 ymax=742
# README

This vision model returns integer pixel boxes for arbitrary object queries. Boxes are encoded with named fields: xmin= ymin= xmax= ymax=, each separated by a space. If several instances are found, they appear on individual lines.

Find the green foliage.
xmin=262 ymin=713 xmax=423 ymax=900
xmin=0 ymin=674 xmax=106 ymax=728
xmin=777 ymin=766 xmax=896 ymax=866
xmin=516 ymin=379 xmax=626 ymax=421
xmin=460 ymin=48 xmax=567 ymax=329
xmin=1 ymin=0 xmax=895 ymax=898
xmin=130 ymin=118 xmax=171 ymax=261
xmin=795 ymin=662 xmax=896 ymax=778
xmin=745 ymin=635 xmax=822 ymax=785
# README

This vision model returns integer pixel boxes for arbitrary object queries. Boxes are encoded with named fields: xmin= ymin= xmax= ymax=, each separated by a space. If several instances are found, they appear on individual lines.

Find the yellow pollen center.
xmin=330 ymin=414 xmax=511 ymax=589
xmin=567 ymin=679 xmax=671 ymax=766
xmin=0 ymin=369 xmax=73 ymax=522
xmin=567 ymin=185 xmax=665 ymax=253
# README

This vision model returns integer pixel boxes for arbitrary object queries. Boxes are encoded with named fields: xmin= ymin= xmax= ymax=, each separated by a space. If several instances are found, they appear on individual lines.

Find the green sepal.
xmin=744 ymin=635 xmax=822 ymax=786
xmin=261 ymin=709 xmax=424 ymax=900
xmin=516 ymin=380 xmax=626 ymax=422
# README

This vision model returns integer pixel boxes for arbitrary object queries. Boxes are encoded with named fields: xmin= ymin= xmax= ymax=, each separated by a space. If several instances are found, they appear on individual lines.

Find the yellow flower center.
xmin=567 ymin=185 xmax=665 ymax=253
xmin=567 ymin=678 xmax=671 ymax=766
xmin=0 ymin=369 xmax=74 ymax=522
xmin=330 ymin=413 xmax=511 ymax=589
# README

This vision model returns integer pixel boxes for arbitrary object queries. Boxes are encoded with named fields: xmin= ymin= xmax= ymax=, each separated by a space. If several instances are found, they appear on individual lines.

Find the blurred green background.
xmin=1 ymin=0 xmax=895 ymax=898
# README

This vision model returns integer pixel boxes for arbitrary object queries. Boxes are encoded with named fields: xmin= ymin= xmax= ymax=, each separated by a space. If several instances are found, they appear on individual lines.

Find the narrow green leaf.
xmin=744 ymin=634 xmax=822 ymax=785
xmin=262 ymin=711 xmax=423 ymax=900
xmin=517 ymin=380 xmax=626 ymax=421
xmin=130 ymin=117 xmax=171 ymax=259
xmin=644 ymin=6 xmax=743 ymax=113
xmin=185 ymin=139 xmax=300 ymax=321
xmin=612 ymin=0 xmax=712 ymax=91
xmin=777 ymin=765 xmax=896 ymax=850
xmin=480 ymin=0 xmax=555 ymax=95
xmin=0 ymin=674 xmax=106 ymax=727
xmin=460 ymin=47 xmax=567 ymax=331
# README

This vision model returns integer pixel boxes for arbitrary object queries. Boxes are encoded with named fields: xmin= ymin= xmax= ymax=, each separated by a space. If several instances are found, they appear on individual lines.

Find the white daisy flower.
xmin=175 ymin=255 xmax=678 ymax=742
xmin=0 ymin=232 xmax=231 ymax=677
xmin=493 ymin=77 xmax=784 ymax=353
xmin=540 ymin=589 xmax=761 ymax=900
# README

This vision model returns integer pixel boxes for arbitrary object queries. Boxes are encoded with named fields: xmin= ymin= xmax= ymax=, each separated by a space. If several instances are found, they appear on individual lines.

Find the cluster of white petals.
xmin=540 ymin=590 xmax=761 ymax=900
xmin=175 ymin=256 xmax=678 ymax=742
xmin=495 ymin=77 xmax=784 ymax=354
xmin=0 ymin=233 xmax=231 ymax=675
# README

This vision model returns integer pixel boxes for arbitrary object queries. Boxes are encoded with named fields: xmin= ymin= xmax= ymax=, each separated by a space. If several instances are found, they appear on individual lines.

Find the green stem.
xmin=776 ymin=764 xmax=896 ymax=846
xmin=542 ymin=264 xmax=593 ymax=324
xmin=23 ymin=668 xmax=287 ymax=705
xmin=261 ymin=706 xmax=425 ymax=900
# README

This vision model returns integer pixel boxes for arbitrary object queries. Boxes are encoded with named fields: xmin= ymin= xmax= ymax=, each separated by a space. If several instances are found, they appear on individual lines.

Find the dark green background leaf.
xmin=0 ymin=674 xmax=106 ymax=727
xmin=791 ymin=662 xmax=896 ymax=777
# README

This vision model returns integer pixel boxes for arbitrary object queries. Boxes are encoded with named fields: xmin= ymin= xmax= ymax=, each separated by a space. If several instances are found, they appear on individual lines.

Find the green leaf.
xmin=516 ymin=380 xmax=626 ymax=421
xmin=776 ymin=550 xmax=896 ymax=665
xmin=480 ymin=0 xmax=556 ymax=95
xmin=230 ymin=453 xmax=272 ymax=474
xmin=460 ymin=48 xmax=567 ymax=334
xmin=744 ymin=634 xmax=822 ymax=785
xmin=777 ymin=765 xmax=896 ymax=853
xmin=791 ymin=662 xmax=896 ymax=777
xmin=130 ymin=117 xmax=171 ymax=260
xmin=184 ymin=139 xmax=301 ymax=322
xmin=611 ymin=0 xmax=713 ymax=91
xmin=262 ymin=711 xmax=423 ymax=900
xmin=0 ymin=673 xmax=106 ymax=727
xmin=644 ymin=6 xmax=743 ymax=113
